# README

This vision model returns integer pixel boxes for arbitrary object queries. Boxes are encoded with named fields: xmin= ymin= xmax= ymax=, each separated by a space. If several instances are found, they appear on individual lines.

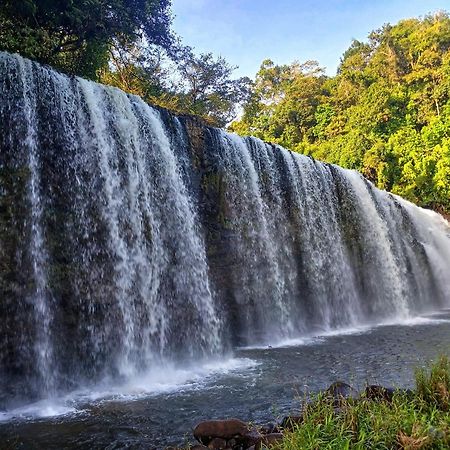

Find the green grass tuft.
xmin=270 ymin=357 xmax=450 ymax=450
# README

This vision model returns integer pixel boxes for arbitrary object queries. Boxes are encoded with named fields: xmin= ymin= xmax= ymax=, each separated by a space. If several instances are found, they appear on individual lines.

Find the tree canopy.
xmin=231 ymin=12 xmax=450 ymax=215
xmin=102 ymin=44 xmax=252 ymax=127
xmin=0 ymin=0 xmax=173 ymax=79
xmin=2 ymin=4 xmax=449 ymax=211
xmin=0 ymin=0 xmax=250 ymax=126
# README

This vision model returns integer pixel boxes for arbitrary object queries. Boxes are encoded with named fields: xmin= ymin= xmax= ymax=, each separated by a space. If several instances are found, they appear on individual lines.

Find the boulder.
xmin=364 ymin=385 xmax=394 ymax=402
xmin=280 ymin=415 xmax=303 ymax=430
xmin=193 ymin=419 xmax=256 ymax=445
xmin=259 ymin=422 xmax=280 ymax=435
xmin=235 ymin=430 xmax=263 ymax=448
xmin=208 ymin=438 xmax=228 ymax=449
xmin=326 ymin=381 xmax=358 ymax=406
xmin=255 ymin=433 xmax=284 ymax=449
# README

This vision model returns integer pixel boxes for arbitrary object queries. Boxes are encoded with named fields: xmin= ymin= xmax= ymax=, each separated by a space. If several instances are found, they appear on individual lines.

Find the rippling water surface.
xmin=2 ymin=312 xmax=450 ymax=449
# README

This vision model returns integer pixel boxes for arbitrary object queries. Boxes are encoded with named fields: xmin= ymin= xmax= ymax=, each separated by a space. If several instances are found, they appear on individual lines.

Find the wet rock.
xmin=208 ymin=437 xmax=228 ymax=449
xmin=280 ymin=415 xmax=302 ymax=430
xmin=403 ymin=388 xmax=415 ymax=399
xmin=191 ymin=445 xmax=209 ymax=450
xmin=235 ymin=430 xmax=263 ymax=449
xmin=255 ymin=433 xmax=284 ymax=449
xmin=326 ymin=381 xmax=358 ymax=406
xmin=259 ymin=422 xmax=280 ymax=435
xmin=365 ymin=385 xmax=394 ymax=402
xmin=193 ymin=419 xmax=254 ymax=445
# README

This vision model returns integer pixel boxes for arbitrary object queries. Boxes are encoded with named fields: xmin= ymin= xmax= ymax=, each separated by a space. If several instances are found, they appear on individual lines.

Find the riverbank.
xmin=185 ymin=356 xmax=450 ymax=449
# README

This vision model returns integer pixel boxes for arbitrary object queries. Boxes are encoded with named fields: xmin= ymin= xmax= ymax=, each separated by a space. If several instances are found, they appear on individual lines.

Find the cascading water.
xmin=0 ymin=51 xmax=449 ymax=409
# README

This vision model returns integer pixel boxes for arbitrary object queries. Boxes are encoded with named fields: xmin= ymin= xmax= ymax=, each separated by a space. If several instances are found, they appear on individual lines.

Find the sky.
xmin=172 ymin=0 xmax=450 ymax=78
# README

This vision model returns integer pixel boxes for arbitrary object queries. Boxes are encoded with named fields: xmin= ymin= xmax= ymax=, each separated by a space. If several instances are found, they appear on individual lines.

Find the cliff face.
xmin=1 ymin=51 xmax=450 ymax=408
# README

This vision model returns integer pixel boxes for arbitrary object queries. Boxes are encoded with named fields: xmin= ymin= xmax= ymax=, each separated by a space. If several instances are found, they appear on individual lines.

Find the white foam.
xmin=380 ymin=316 xmax=450 ymax=327
xmin=0 ymin=357 xmax=258 ymax=422
xmin=89 ymin=357 xmax=259 ymax=401
xmin=0 ymin=399 xmax=76 ymax=422
xmin=240 ymin=336 xmax=321 ymax=350
xmin=1 ymin=314 xmax=448 ymax=422
xmin=240 ymin=313 xmax=450 ymax=350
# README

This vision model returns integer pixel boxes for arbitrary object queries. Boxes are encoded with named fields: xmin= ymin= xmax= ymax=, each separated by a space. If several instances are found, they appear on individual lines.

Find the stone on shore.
xmin=193 ymin=418 xmax=258 ymax=445
xmin=364 ymin=385 xmax=395 ymax=402
xmin=255 ymin=433 xmax=284 ymax=449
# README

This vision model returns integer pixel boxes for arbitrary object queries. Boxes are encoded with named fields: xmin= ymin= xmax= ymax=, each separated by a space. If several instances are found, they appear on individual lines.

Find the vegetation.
xmin=231 ymin=12 xmax=450 ymax=215
xmin=0 ymin=0 xmax=250 ymax=127
xmin=2 ymin=3 xmax=450 ymax=209
xmin=0 ymin=0 xmax=173 ymax=79
xmin=101 ymin=43 xmax=251 ymax=127
xmin=272 ymin=356 xmax=450 ymax=449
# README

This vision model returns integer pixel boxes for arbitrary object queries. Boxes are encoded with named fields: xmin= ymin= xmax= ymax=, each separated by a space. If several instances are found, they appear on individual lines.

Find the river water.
xmin=2 ymin=312 xmax=450 ymax=449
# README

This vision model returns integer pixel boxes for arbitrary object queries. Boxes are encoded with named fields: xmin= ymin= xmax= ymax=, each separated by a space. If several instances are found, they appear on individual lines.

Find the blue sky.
xmin=172 ymin=0 xmax=449 ymax=78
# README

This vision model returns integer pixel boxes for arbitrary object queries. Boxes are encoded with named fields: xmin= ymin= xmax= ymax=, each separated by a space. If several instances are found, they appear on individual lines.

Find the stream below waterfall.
xmin=2 ymin=312 xmax=450 ymax=449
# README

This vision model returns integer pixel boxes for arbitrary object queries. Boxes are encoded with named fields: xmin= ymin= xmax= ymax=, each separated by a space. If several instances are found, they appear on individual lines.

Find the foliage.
xmin=101 ymin=42 xmax=252 ymax=127
xmin=0 ymin=0 xmax=250 ymax=126
xmin=416 ymin=356 xmax=450 ymax=410
xmin=0 ymin=0 xmax=173 ymax=79
xmin=271 ymin=356 xmax=450 ymax=450
xmin=173 ymin=48 xmax=252 ymax=126
xmin=230 ymin=59 xmax=327 ymax=147
xmin=231 ymin=12 xmax=450 ymax=214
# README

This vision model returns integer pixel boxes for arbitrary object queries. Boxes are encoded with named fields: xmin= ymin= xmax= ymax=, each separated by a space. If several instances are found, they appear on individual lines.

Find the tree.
xmin=0 ymin=0 xmax=173 ymax=79
xmin=101 ymin=43 xmax=251 ymax=127
xmin=231 ymin=12 xmax=450 ymax=214
xmin=173 ymin=48 xmax=252 ymax=127
xmin=0 ymin=0 xmax=250 ymax=125
xmin=230 ymin=59 xmax=327 ymax=148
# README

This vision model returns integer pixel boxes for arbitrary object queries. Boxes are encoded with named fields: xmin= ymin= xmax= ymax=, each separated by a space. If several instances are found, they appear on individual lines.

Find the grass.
xmin=271 ymin=356 xmax=450 ymax=450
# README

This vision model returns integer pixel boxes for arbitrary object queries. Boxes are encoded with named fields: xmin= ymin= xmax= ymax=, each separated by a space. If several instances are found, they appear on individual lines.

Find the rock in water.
xmin=207 ymin=438 xmax=228 ymax=449
xmin=255 ymin=433 xmax=284 ymax=450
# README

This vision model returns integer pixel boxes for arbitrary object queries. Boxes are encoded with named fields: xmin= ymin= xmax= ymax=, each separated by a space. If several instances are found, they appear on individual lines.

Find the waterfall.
xmin=0 ymin=51 xmax=449 ymax=407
